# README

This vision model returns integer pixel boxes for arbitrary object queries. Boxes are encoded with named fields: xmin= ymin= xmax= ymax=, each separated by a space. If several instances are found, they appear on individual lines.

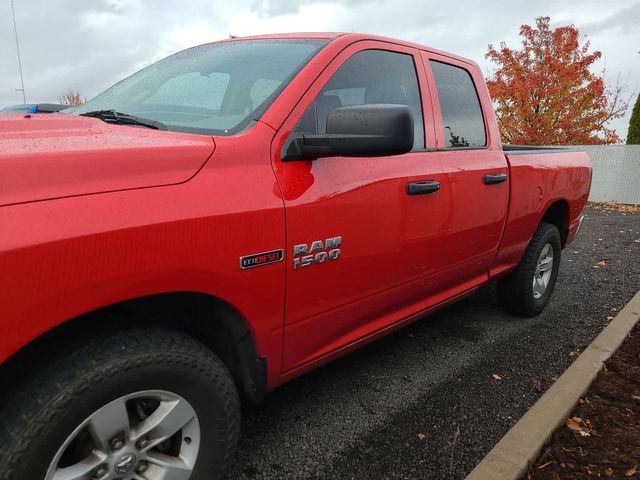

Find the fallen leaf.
xmin=566 ymin=417 xmax=582 ymax=432
xmin=532 ymin=379 xmax=543 ymax=392
xmin=551 ymin=376 xmax=559 ymax=382
xmin=632 ymin=395 xmax=640 ymax=401
xmin=417 ymin=432 xmax=426 ymax=441
xmin=605 ymin=467 xmax=614 ymax=477
xmin=596 ymin=260 xmax=606 ymax=267
xmin=537 ymin=460 xmax=554 ymax=469
xmin=634 ymin=239 xmax=640 ymax=244
xmin=566 ymin=417 xmax=591 ymax=436
xmin=492 ymin=373 xmax=502 ymax=381
xmin=607 ymin=316 xmax=615 ymax=321
xmin=569 ymin=351 xmax=578 ymax=357
xmin=626 ymin=465 xmax=638 ymax=477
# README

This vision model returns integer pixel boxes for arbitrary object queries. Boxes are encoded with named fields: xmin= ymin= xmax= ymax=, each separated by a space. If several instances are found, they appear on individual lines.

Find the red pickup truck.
xmin=0 ymin=33 xmax=590 ymax=480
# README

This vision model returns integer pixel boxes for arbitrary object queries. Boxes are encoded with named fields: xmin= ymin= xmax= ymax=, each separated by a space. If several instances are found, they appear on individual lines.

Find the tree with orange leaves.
xmin=486 ymin=17 xmax=630 ymax=145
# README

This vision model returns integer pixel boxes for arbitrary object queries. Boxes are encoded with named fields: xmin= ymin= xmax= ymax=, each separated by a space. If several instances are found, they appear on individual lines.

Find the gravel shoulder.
xmin=227 ymin=206 xmax=640 ymax=480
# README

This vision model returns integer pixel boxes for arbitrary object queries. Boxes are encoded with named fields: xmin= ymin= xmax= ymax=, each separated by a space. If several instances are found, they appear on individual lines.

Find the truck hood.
xmin=0 ymin=114 xmax=215 ymax=207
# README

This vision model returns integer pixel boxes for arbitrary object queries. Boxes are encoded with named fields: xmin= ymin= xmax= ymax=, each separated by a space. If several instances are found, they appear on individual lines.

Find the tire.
xmin=498 ymin=222 xmax=562 ymax=317
xmin=0 ymin=328 xmax=240 ymax=480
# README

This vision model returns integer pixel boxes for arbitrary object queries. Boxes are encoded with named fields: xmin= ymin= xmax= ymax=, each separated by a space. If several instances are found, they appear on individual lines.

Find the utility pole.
xmin=10 ymin=0 xmax=26 ymax=104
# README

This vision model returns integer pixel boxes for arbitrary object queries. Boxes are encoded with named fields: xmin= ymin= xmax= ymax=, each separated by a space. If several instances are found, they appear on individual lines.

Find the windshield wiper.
xmin=79 ymin=110 xmax=167 ymax=130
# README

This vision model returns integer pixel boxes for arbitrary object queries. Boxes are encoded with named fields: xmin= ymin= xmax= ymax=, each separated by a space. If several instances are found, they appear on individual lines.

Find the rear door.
xmin=272 ymin=42 xmax=451 ymax=372
xmin=420 ymin=52 xmax=510 ymax=284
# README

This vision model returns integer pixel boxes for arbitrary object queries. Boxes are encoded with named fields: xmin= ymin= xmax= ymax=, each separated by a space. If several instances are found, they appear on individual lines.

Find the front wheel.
xmin=498 ymin=222 xmax=562 ymax=317
xmin=0 ymin=329 xmax=240 ymax=480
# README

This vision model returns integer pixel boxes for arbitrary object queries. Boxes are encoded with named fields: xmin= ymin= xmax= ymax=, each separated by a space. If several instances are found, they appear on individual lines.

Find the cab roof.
xmin=213 ymin=32 xmax=476 ymax=68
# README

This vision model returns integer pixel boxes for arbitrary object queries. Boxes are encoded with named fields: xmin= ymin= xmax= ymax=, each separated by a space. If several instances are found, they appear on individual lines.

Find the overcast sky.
xmin=2 ymin=0 xmax=638 ymax=139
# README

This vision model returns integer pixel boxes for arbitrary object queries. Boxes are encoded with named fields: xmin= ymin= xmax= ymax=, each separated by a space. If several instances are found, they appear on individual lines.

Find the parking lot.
xmin=227 ymin=205 xmax=640 ymax=479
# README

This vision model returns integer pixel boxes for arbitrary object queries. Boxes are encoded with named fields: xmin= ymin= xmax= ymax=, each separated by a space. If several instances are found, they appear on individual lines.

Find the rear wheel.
xmin=498 ymin=222 xmax=562 ymax=317
xmin=0 ymin=329 xmax=240 ymax=480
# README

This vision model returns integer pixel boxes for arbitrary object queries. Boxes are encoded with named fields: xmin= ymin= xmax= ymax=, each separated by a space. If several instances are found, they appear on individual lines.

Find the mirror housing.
xmin=282 ymin=104 xmax=414 ymax=161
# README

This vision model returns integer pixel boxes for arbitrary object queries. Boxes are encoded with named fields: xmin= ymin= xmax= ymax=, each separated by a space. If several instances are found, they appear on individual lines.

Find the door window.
xmin=295 ymin=49 xmax=425 ymax=150
xmin=429 ymin=61 xmax=486 ymax=148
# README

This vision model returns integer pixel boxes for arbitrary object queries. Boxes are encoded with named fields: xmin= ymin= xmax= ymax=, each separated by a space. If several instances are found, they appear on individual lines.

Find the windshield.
xmin=65 ymin=39 xmax=328 ymax=135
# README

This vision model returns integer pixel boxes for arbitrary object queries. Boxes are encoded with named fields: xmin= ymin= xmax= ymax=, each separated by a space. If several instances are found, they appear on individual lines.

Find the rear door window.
xmin=429 ymin=60 xmax=486 ymax=148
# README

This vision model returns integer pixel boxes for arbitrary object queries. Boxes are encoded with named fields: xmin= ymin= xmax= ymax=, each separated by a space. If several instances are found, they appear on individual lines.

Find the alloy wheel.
xmin=45 ymin=390 xmax=200 ymax=480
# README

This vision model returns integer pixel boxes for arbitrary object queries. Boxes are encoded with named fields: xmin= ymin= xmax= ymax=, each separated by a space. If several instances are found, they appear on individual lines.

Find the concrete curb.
xmin=466 ymin=289 xmax=640 ymax=480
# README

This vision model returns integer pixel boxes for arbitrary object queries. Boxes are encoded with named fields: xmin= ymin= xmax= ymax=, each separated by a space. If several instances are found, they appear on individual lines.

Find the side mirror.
xmin=282 ymin=104 xmax=414 ymax=161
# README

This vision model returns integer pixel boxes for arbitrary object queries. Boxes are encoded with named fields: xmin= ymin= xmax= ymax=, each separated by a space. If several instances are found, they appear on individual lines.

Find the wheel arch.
xmin=0 ymin=292 xmax=268 ymax=403
xmin=540 ymin=199 xmax=570 ymax=247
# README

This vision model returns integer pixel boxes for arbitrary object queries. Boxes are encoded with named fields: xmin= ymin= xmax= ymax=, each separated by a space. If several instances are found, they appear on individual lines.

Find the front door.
xmin=272 ymin=43 xmax=451 ymax=372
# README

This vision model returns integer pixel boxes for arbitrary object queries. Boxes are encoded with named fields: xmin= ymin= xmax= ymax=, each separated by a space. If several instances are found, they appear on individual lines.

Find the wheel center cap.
xmin=114 ymin=452 xmax=137 ymax=474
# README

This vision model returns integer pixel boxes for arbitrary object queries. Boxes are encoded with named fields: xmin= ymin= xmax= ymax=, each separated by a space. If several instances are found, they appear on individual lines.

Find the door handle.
xmin=484 ymin=173 xmax=508 ymax=185
xmin=406 ymin=180 xmax=440 ymax=195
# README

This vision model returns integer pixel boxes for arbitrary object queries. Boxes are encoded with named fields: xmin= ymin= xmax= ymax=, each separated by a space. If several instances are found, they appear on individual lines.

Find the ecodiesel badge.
xmin=239 ymin=249 xmax=284 ymax=269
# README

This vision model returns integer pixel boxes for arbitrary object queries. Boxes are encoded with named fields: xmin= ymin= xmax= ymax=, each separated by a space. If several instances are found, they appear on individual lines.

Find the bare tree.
xmin=59 ymin=90 xmax=86 ymax=106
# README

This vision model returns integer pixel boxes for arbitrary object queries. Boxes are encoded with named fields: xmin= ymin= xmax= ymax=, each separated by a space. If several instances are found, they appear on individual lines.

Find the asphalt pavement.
xmin=227 ymin=205 xmax=640 ymax=480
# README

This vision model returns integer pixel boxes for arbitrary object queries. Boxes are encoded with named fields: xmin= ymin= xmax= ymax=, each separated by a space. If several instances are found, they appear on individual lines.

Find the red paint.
xmin=0 ymin=33 xmax=591 ymax=391
xmin=0 ymin=114 xmax=215 ymax=207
